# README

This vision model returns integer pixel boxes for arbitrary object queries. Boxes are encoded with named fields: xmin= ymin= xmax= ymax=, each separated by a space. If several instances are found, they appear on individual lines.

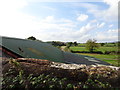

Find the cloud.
xmin=95 ymin=29 xmax=118 ymax=42
xmin=109 ymin=24 xmax=114 ymax=28
xmin=0 ymin=0 xmax=76 ymax=40
xmin=77 ymin=0 xmax=119 ymax=22
xmin=42 ymin=16 xmax=55 ymax=23
xmin=102 ymin=0 xmax=118 ymax=21
xmin=0 ymin=0 xmax=27 ymax=11
xmin=103 ymin=0 xmax=119 ymax=6
xmin=108 ymin=24 xmax=114 ymax=28
xmin=77 ymin=23 xmax=95 ymax=34
xmin=97 ymin=22 xmax=105 ymax=28
xmin=0 ymin=0 xmax=118 ymax=43
xmin=26 ymin=0 xmax=103 ymax=3
xmin=107 ymin=29 xmax=118 ymax=34
xmin=55 ymin=22 xmax=97 ymax=42
xmin=41 ymin=6 xmax=56 ymax=11
xmin=77 ymin=14 xmax=88 ymax=21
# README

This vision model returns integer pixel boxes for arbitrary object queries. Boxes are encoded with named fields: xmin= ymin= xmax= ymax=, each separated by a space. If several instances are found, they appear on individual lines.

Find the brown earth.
xmin=2 ymin=58 xmax=120 ymax=88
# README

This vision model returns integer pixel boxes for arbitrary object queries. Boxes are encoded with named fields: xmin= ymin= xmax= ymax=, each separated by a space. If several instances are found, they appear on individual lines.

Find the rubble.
xmin=50 ymin=61 xmax=120 ymax=71
xmin=50 ymin=62 xmax=86 ymax=69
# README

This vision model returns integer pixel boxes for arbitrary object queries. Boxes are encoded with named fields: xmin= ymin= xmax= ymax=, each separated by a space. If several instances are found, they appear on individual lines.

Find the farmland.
xmin=77 ymin=53 xmax=118 ymax=66
xmin=70 ymin=46 xmax=119 ymax=66
xmin=70 ymin=46 xmax=118 ymax=53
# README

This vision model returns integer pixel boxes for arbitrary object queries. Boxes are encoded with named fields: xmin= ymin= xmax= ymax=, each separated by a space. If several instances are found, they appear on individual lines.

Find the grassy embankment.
xmin=70 ymin=46 xmax=119 ymax=66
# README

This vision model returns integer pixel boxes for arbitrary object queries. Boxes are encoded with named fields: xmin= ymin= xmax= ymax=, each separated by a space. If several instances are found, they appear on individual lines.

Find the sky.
xmin=0 ymin=0 xmax=119 ymax=43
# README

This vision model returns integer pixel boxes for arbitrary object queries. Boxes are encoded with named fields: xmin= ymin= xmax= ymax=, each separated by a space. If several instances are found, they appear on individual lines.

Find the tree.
xmin=27 ymin=36 xmax=36 ymax=40
xmin=86 ymin=39 xmax=100 ymax=52
xmin=66 ymin=42 xmax=73 ymax=48
xmin=73 ymin=41 xmax=78 ymax=46
xmin=100 ymin=43 xmax=105 ymax=46
xmin=51 ymin=41 xmax=66 ymax=46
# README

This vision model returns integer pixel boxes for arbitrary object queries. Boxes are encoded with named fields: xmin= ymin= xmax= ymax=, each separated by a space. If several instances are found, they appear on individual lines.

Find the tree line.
xmin=27 ymin=36 xmax=119 ymax=53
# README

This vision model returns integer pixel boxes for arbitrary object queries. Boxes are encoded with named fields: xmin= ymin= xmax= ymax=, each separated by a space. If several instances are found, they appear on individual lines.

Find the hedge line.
xmin=71 ymin=50 xmax=120 ymax=54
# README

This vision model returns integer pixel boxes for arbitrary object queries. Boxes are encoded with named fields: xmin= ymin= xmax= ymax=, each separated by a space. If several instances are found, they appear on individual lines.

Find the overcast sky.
xmin=0 ymin=0 xmax=119 ymax=43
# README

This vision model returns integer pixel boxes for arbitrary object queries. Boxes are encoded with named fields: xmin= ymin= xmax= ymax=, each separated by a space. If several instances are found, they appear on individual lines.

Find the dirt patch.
xmin=2 ymin=58 xmax=120 ymax=88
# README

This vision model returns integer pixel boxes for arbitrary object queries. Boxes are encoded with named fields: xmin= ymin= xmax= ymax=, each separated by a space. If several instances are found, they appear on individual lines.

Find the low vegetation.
xmin=78 ymin=53 xmax=119 ymax=66
xmin=70 ymin=46 xmax=118 ymax=54
xmin=70 ymin=46 xmax=119 ymax=66
xmin=3 ymin=70 xmax=113 ymax=89
xmin=2 ymin=59 xmax=120 ymax=89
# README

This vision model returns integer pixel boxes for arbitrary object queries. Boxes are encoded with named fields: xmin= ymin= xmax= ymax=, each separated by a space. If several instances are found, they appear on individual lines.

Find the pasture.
xmin=70 ymin=46 xmax=119 ymax=66
xmin=78 ymin=53 xmax=119 ymax=66
xmin=70 ymin=46 xmax=118 ymax=53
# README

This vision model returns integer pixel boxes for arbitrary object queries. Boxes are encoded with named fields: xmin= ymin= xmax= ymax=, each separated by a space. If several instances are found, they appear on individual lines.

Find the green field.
xmin=77 ymin=53 xmax=119 ymax=66
xmin=70 ymin=46 xmax=118 ymax=53
xmin=70 ymin=46 xmax=119 ymax=66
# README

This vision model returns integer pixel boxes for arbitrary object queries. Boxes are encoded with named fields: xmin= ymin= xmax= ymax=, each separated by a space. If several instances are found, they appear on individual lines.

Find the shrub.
xmin=104 ymin=51 xmax=119 ymax=55
xmin=71 ymin=50 xmax=103 ymax=54
xmin=104 ymin=51 xmax=111 ymax=54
